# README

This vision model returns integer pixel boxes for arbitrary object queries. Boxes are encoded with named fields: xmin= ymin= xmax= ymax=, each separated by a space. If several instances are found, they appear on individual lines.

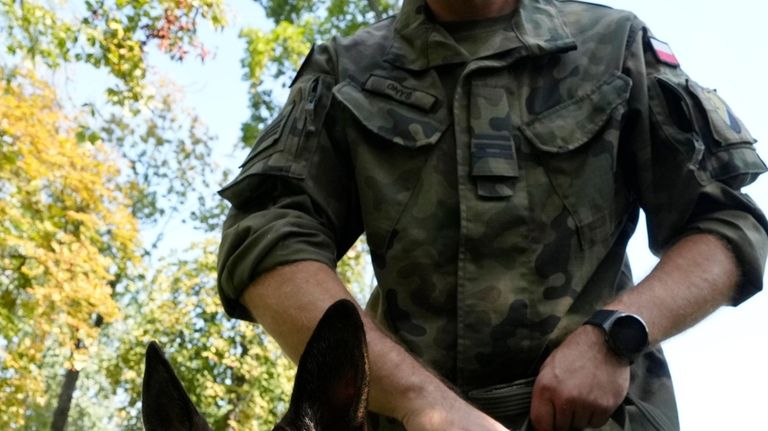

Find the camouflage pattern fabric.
xmin=217 ymin=0 xmax=768 ymax=430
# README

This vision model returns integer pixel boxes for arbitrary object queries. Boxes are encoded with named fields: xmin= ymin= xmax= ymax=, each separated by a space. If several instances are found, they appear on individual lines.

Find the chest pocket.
xmin=333 ymin=77 xmax=450 ymax=266
xmin=521 ymin=73 xmax=632 ymax=249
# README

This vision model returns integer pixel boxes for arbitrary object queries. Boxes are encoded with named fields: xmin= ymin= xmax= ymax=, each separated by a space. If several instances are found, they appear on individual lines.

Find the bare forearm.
xmin=239 ymin=261 xmax=460 ymax=423
xmin=609 ymin=233 xmax=740 ymax=344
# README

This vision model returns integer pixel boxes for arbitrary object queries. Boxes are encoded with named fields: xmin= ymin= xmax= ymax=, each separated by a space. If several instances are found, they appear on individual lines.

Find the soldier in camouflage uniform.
xmin=216 ymin=0 xmax=768 ymax=430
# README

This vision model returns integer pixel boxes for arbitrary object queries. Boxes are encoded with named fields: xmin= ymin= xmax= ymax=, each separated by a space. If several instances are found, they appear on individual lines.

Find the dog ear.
xmin=280 ymin=299 xmax=369 ymax=430
xmin=142 ymin=341 xmax=212 ymax=431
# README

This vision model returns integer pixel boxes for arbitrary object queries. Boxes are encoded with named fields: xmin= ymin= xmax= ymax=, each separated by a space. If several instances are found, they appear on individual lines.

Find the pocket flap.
xmin=218 ymin=152 xmax=298 ymax=207
xmin=521 ymin=73 xmax=632 ymax=153
xmin=333 ymin=80 xmax=449 ymax=149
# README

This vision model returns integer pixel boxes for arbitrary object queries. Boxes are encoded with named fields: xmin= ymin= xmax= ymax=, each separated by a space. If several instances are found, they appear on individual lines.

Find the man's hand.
xmin=530 ymin=325 xmax=630 ymax=431
xmin=400 ymin=389 xmax=510 ymax=431
xmin=529 ymin=233 xmax=741 ymax=431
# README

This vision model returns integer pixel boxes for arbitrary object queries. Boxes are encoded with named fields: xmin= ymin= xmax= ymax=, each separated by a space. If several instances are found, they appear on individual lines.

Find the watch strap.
xmin=584 ymin=309 xmax=620 ymax=330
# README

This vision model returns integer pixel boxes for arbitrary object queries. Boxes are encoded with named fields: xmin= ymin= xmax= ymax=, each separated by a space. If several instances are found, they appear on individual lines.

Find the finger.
xmin=553 ymin=401 xmax=573 ymax=431
xmin=589 ymin=410 xmax=612 ymax=428
xmin=530 ymin=393 xmax=554 ymax=431
xmin=572 ymin=408 xmax=592 ymax=429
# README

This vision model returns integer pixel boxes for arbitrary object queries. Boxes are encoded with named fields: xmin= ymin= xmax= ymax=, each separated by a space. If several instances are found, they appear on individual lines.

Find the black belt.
xmin=466 ymin=377 xmax=536 ymax=419
xmin=467 ymin=379 xmax=674 ymax=431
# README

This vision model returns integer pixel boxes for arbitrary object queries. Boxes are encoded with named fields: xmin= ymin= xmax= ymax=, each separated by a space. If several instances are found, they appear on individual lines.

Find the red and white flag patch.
xmin=649 ymin=36 xmax=680 ymax=67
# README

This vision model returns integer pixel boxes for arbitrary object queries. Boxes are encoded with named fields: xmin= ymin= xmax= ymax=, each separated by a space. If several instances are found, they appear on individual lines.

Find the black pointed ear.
xmin=142 ymin=341 xmax=212 ymax=431
xmin=282 ymin=299 xmax=369 ymax=430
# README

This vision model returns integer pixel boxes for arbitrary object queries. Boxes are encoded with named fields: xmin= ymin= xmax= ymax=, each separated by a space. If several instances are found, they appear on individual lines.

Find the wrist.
xmin=583 ymin=309 xmax=649 ymax=365
xmin=391 ymin=375 xmax=462 ymax=424
xmin=578 ymin=324 xmax=631 ymax=367
xmin=365 ymin=334 xmax=459 ymax=422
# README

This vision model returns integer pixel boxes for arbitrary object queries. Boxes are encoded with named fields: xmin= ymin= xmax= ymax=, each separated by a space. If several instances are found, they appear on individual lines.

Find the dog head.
xmin=142 ymin=299 xmax=369 ymax=431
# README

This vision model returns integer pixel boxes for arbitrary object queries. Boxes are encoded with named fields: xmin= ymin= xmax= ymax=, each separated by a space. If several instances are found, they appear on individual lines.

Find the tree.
xmin=85 ymin=80 xmax=224 ymax=236
xmin=92 ymin=239 xmax=296 ymax=430
xmin=0 ymin=67 xmax=141 ymax=429
xmin=0 ymin=0 xmax=228 ymax=425
xmin=0 ymin=0 xmax=386 ymax=428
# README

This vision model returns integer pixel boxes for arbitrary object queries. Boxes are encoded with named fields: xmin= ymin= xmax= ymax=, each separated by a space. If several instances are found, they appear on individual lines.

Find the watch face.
xmin=608 ymin=314 xmax=649 ymax=357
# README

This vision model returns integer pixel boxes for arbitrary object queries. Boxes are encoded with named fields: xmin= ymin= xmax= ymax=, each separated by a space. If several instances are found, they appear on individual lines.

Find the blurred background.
xmin=0 ymin=0 xmax=764 ymax=429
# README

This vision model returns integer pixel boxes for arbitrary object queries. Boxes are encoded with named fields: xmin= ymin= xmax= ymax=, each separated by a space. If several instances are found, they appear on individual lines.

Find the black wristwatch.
xmin=584 ymin=310 xmax=649 ymax=364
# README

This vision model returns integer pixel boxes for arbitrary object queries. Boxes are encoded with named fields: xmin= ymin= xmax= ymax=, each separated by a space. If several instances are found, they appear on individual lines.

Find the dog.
xmin=142 ymin=299 xmax=369 ymax=431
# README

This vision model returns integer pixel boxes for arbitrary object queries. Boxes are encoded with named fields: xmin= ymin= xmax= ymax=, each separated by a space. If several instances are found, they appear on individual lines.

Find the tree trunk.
xmin=50 ymin=314 xmax=104 ymax=430
xmin=367 ymin=0 xmax=383 ymax=20
xmin=50 ymin=368 xmax=79 ymax=431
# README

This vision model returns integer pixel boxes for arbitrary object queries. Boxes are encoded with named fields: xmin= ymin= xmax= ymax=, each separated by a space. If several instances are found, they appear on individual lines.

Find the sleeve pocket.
xmin=237 ymin=102 xmax=295 ymax=169
xmin=652 ymin=75 xmax=767 ymax=189
xmin=219 ymin=74 xmax=335 ymax=207
xmin=686 ymin=80 xmax=766 ymax=188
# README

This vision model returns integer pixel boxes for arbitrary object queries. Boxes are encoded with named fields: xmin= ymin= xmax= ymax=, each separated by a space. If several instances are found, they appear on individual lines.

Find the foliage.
xmin=89 ymin=239 xmax=295 ymax=430
xmin=84 ymin=79 xmax=226 ymax=235
xmin=0 ymin=67 xmax=141 ymax=428
xmin=0 ymin=67 xmax=229 ymax=428
xmin=0 ymin=0 xmax=227 ymax=104
xmin=0 ymin=4 xmax=229 ymax=425
xmin=339 ymin=237 xmax=373 ymax=305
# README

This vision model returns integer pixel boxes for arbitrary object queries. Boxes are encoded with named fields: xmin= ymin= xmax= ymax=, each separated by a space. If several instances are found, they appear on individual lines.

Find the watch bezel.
xmin=606 ymin=313 xmax=649 ymax=359
xmin=585 ymin=310 xmax=649 ymax=363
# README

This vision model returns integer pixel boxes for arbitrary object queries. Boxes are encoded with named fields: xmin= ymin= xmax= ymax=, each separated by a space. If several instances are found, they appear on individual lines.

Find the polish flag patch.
xmin=649 ymin=37 xmax=680 ymax=67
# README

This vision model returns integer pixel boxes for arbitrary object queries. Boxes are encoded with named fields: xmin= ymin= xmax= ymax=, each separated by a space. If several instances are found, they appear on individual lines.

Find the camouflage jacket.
xmin=217 ymin=0 xmax=768 ymax=429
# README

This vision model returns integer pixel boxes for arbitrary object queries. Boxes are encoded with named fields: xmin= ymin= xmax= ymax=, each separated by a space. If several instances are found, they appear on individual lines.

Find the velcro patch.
xmin=364 ymin=75 xmax=437 ymax=111
xmin=649 ymin=36 xmax=680 ymax=67
xmin=688 ymin=80 xmax=754 ymax=143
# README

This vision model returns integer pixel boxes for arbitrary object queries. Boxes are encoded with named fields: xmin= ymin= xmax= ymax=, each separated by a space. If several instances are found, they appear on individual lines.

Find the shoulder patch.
xmin=688 ymin=80 xmax=753 ymax=141
xmin=648 ymin=36 xmax=680 ymax=68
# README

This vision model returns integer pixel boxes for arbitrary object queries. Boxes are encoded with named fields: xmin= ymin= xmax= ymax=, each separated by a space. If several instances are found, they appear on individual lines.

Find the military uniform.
xmin=217 ymin=0 xmax=768 ymax=429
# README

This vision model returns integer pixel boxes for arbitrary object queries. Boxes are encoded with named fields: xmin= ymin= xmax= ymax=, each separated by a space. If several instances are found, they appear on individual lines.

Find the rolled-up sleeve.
xmin=622 ymin=22 xmax=768 ymax=305
xmin=217 ymin=44 xmax=363 ymax=320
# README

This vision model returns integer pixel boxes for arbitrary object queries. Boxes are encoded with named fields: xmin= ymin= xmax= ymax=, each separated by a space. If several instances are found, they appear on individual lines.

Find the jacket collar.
xmin=385 ymin=0 xmax=577 ymax=71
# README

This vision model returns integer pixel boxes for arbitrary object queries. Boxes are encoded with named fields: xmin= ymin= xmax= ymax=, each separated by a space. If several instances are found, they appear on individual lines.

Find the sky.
xmin=129 ymin=0 xmax=767 ymax=429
